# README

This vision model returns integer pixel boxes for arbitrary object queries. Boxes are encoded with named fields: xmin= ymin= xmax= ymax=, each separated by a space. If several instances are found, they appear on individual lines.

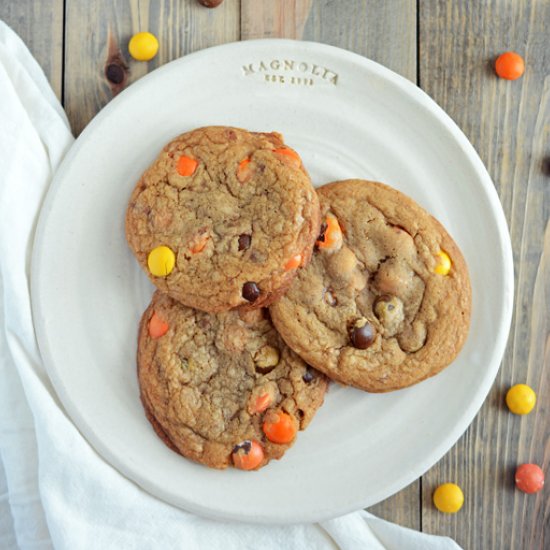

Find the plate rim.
xmin=31 ymin=38 xmax=514 ymax=524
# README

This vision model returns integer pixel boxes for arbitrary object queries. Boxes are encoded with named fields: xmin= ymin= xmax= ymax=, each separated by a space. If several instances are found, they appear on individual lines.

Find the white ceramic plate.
xmin=32 ymin=40 xmax=513 ymax=524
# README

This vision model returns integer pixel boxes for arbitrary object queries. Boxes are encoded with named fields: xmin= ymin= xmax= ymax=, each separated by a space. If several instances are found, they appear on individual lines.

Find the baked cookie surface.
xmin=270 ymin=179 xmax=471 ymax=392
xmin=138 ymin=291 xmax=328 ymax=470
xmin=126 ymin=126 xmax=320 ymax=312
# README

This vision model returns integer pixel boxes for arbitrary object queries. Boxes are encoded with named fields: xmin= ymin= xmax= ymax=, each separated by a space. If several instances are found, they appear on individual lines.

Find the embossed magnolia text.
xmin=242 ymin=59 xmax=339 ymax=86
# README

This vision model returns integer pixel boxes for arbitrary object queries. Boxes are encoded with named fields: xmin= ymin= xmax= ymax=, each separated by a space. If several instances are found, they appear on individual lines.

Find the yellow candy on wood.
xmin=128 ymin=32 xmax=159 ymax=61
xmin=433 ymin=483 xmax=464 ymax=513
xmin=506 ymin=384 xmax=536 ymax=415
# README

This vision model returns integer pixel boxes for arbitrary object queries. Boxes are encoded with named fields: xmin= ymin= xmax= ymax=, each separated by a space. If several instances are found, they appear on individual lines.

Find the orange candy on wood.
xmin=495 ymin=52 xmax=525 ymax=80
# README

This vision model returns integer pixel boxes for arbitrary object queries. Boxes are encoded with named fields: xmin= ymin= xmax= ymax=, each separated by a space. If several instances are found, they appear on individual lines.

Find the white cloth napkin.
xmin=0 ymin=20 xmax=462 ymax=550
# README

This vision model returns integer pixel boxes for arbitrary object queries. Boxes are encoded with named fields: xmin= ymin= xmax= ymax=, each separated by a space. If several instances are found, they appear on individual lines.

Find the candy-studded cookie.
xmin=126 ymin=126 xmax=320 ymax=312
xmin=138 ymin=292 xmax=328 ymax=470
xmin=270 ymin=179 xmax=471 ymax=392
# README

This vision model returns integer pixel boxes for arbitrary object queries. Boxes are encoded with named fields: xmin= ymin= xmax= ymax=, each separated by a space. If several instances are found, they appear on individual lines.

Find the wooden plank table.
xmin=2 ymin=1 xmax=547 ymax=547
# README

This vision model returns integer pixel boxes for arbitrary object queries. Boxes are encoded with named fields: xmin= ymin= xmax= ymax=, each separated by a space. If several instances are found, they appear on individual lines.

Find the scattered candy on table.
xmin=128 ymin=32 xmax=159 ymax=61
xmin=515 ymin=464 xmax=544 ymax=494
xmin=495 ymin=51 xmax=525 ymax=80
xmin=506 ymin=383 xmax=537 ymax=415
xmin=433 ymin=483 xmax=464 ymax=513
xmin=492 ymin=45 xmax=543 ymax=512
xmin=147 ymin=245 xmax=175 ymax=277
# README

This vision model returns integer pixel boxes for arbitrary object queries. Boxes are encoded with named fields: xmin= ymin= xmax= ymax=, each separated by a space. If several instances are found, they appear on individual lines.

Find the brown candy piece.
xmin=350 ymin=319 xmax=375 ymax=349
xmin=238 ymin=234 xmax=251 ymax=251
xmin=242 ymin=281 xmax=260 ymax=302
xmin=198 ymin=0 xmax=224 ymax=7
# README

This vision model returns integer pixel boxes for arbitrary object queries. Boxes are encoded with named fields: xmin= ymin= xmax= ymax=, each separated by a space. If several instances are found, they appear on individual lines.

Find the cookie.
xmin=269 ymin=179 xmax=471 ymax=392
xmin=138 ymin=291 xmax=328 ymax=470
xmin=126 ymin=126 xmax=320 ymax=312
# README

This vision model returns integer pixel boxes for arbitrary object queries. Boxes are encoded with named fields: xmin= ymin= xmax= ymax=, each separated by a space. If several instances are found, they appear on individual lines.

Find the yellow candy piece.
xmin=506 ymin=384 xmax=536 ymax=415
xmin=434 ymin=250 xmax=452 ymax=275
xmin=148 ymin=245 xmax=175 ymax=277
xmin=128 ymin=32 xmax=159 ymax=61
xmin=433 ymin=483 xmax=464 ymax=513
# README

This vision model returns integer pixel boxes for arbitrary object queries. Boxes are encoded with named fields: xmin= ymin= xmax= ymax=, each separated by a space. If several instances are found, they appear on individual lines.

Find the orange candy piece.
xmin=232 ymin=440 xmax=265 ymax=470
xmin=284 ymin=254 xmax=302 ymax=271
xmin=316 ymin=213 xmax=343 ymax=251
xmin=189 ymin=233 xmax=209 ymax=254
xmin=148 ymin=312 xmax=169 ymax=339
xmin=273 ymin=148 xmax=301 ymax=166
xmin=177 ymin=155 xmax=198 ymax=176
xmin=237 ymin=157 xmax=252 ymax=182
xmin=250 ymin=393 xmax=272 ymax=414
xmin=495 ymin=52 xmax=525 ymax=80
xmin=263 ymin=411 xmax=297 ymax=444
xmin=515 ymin=463 xmax=544 ymax=494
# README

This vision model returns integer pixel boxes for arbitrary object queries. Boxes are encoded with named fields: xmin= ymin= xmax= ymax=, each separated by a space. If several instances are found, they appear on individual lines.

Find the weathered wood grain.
xmin=64 ymin=0 xmax=239 ymax=135
xmin=302 ymin=0 xmax=417 ymax=82
xmin=243 ymin=0 xmax=420 ymax=530
xmin=0 ymin=0 xmax=64 ymax=99
xmin=242 ymin=0 xmax=416 ymax=82
xmin=241 ymin=0 xmax=313 ymax=40
xmin=420 ymin=1 xmax=550 ymax=548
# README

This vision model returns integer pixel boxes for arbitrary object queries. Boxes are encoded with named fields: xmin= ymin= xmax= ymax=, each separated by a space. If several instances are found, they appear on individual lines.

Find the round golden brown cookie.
xmin=269 ymin=179 xmax=471 ymax=393
xmin=138 ymin=291 xmax=328 ymax=470
xmin=126 ymin=126 xmax=320 ymax=312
